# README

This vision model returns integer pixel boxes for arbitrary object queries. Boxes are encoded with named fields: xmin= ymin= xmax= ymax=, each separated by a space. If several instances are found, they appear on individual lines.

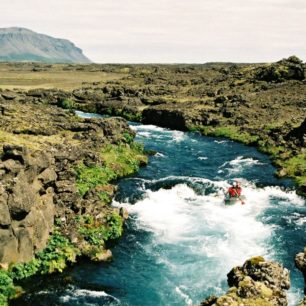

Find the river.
xmin=12 ymin=112 xmax=306 ymax=306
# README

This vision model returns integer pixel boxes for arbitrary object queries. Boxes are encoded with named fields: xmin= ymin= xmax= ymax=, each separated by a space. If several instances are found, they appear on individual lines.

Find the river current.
xmin=13 ymin=112 xmax=306 ymax=306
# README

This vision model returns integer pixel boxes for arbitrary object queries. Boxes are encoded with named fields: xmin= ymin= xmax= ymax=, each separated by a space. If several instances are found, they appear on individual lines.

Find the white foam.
xmin=114 ymin=180 xmax=304 ymax=300
xmin=156 ymin=152 xmax=166 ymax=158
xmin=60 ymin=286 xmax=119 ymax=304
xmin=175 ymin=286 xmax=193 ymax=305
xmin=138 ymin=131 xmax=152 ymax=138
xmin=261 ymin=186 xmax=305 ymax=206
xmin=287 ymin=288 xmax=305 ymax=306
xmin=130 ymin=124 xmax=167 ymax=132
xmin=171 ymin=131 xmax=186 ymax=143
xmin=75 ymin=110 xmax=104 ymax=119
xmin=214 ymin=140 xmax=229 ymax=144
xmin=119 ymin=184 xmax=196 ymax=243
xmin=198 ymin=156 xmax=208 ymax=160
xmin=116 ymin=182 xmax=271 ymax=266
xmin=219 ymin=156 xmax=264 ymax=174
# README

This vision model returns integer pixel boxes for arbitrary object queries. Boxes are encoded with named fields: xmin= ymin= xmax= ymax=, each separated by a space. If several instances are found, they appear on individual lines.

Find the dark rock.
xmin=286 ymin=118 xmax=306 ymax=146
xmin=199 ymin=295 xmax=218 ymax=306
xmin=1 ymin=91 xmax=17 ymax=100
xmin=255 ymin=56 xmax=305 ymax=82
xmin=142 ymin=107 xmax=187 ymax=130
xmin=214 ymin=95 xmax=228 ymax=105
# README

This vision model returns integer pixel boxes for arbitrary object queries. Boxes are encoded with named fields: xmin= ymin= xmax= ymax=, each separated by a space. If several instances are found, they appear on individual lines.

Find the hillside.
xmin=0 ymin=27 xmax=91 ymax=63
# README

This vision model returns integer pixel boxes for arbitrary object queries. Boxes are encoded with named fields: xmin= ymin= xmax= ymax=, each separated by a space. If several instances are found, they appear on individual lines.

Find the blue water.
xmin=13 ymin=114 xmax=306 ymax=306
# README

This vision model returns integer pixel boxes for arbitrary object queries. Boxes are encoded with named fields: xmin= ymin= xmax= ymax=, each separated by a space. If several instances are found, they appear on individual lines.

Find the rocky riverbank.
xmin=1 ymin=56 xmax=304 ymax=194
xmin=0 ymin=99 xmax=147 ymax=305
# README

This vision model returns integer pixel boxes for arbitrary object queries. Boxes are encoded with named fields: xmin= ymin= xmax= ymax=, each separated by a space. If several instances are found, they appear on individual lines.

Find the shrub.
xmin=58 ymin=99 xmax=75 ymax=110
xmin=9 ymin=233 xmax=79 ymax=280
xmin=0 ymin=271 xmax=15 ymax=305
xmin=79 ymin=212 xmax=123 ymax=246
xmin=123 ymin=132 xmax=134 ymax=144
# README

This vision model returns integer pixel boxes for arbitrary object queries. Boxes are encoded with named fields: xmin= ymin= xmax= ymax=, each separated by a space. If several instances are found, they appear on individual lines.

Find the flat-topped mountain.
xmin=0 ymin=27 xmax=91 ymax=63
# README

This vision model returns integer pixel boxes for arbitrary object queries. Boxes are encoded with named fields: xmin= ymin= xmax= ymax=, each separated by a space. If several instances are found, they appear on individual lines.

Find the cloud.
xmin=1 ymin=0 xmax=305 ymax=62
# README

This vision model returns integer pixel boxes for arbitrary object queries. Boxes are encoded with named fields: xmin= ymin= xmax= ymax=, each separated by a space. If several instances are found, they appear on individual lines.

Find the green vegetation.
xmin=247 ymin=256 xmax=265 ymax=265
xmin=9 ymin=233 xmax=79 ymax=280
xmin=58 ymin=98 xmax=75 ymax=109
xmin=0 ymin=270 xmax=16 ymax=306
xmin=282 ymin=153 xmax=306 ymax=185
xmin=95 ymin=107 xmax=142 ymax=122
xmin=79 ymin=211 xmax=123 ymax=247
xmin=76 ymin=164 xmax=115 ymax=197
xmin=123 ymin=132 xmax=134 ymax=144
xmin=190 ymin=125 xmax=259 ymax=145
xmin=73 ymin=141 xmax=147 ymax=260
xmin=0 ymin=233 xmax=79 ymax=306
xmin=121 ymin=110 xmax=142 ymax=122
xmin=257 ymin=140 xmax=286 ymax=158
xmin=76 ymin=143 xmax=147 ymax=197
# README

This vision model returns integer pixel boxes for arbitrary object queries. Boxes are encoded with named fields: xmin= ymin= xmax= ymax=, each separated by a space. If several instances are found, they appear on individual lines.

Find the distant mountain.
xmin=0 ymin=27 xmax=91 ymax=63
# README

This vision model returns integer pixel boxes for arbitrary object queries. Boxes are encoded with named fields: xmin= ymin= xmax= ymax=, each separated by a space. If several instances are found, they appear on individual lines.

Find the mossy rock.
xmin=247 ymin=256 xmax=265 ymax=266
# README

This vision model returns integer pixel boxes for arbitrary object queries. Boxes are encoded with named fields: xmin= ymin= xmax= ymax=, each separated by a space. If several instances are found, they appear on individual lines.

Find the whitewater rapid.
xmin=114 ymin=180 xmax=303 ymax=305
xmin=112 ymin=123 xmax=305 ymax=305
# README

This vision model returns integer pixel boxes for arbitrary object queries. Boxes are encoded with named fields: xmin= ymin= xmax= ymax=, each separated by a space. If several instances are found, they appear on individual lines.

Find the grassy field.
xmin=0 ymin=63 xmax=125 ymax=90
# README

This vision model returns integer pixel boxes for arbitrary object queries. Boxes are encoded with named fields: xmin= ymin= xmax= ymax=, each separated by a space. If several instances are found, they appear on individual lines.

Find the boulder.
xmin=255 ymin=56 xmax=305 ymax=82
xmin=286 ymin=118 xmax=306 ymax=146
xmin=295 ymin=249 xmax=306 ymax=293
xmin=1 ymin=91 xmax=17 ymax=100
xmin=200 ymin=257 xmax=290 ymax=306
xmin=0 ymin=146 xmax=56 ymax=263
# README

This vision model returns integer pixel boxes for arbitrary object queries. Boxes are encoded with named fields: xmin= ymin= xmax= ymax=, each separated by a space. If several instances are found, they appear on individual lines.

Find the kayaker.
xmin=227 ymin=181 xmax=242 ymax=198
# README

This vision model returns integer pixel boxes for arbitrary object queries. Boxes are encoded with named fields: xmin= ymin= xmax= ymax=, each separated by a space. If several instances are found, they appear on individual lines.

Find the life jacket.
xmin=228 ymin=187 xmax=242 ymax=197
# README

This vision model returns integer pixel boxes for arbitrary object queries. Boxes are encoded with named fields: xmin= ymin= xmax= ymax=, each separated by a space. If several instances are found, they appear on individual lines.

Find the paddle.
xmin=240 ymin=197 xmax=245 ymax=205
xmin=232 ymin=187 xmax=245 ymax=205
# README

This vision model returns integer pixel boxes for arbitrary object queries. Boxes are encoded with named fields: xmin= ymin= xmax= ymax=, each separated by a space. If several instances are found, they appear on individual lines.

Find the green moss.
xmin=79 ymin=211 xmax=123 ymax=247
xmin=102 ymin=143 xmax=147 ymax=176
xmin=123 ymin=132 xmax=134 ymax=144
xmin=190 ymin=125 xmax=259 ymax=145
xmin=76 ymin=164 xmax=116 ymax=196
xmin=76 ymin=142 xmax=147 ymax=197
xmin=263 ymin=123 xmax=284 ymax=131
xmin=283 ymin=153 xmax=306 ymax=185
xmin=247 ymin=256 xmax=265 ymax=265
xmin=101 ymin=107 xmax=142 ymax=122
xmin=121 ymin=110 xmax=142 ymax=122
xmin=257 ymin=141 xmax=286 ymax=158
xmin=98 ymin=191 xmax=111 ymax=203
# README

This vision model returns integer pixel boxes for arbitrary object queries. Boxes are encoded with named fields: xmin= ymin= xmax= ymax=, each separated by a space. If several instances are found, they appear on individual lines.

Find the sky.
xmin=1 ymin=0 xmax=306 ymax=63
